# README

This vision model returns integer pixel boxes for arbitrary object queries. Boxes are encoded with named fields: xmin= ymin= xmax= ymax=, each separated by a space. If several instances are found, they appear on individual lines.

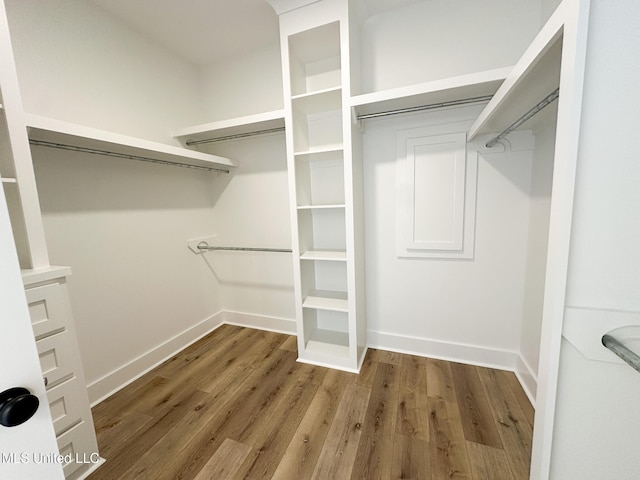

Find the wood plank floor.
xmin=88 ymin=325 xmax=533 ymax=480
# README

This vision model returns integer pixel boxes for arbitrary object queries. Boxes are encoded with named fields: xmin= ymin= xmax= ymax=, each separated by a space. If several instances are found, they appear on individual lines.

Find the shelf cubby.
xmin=295 ymin=147 xmax=345 ymax=207
xmin=302 ymin=309 xmax=350 ymax=358
xmin=301 ymin=259 xmax=347 ymax=297
xmin=292 ymin=88 xmax=343 ymax=153
xmin=288 ymin=21 xmax=341 ymax=97
xmin=297 ymin=206 xmax=346 ymax=253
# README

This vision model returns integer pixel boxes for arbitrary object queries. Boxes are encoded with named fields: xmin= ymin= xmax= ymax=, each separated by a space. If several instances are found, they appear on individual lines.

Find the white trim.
xmin=73 ymin=458 xmax=106 ymax=480
xmin=89 ymin=313 xmax=537 ymax=413
xmin=87 ymin=311 xmax=225 ymax=405
xmin=515 ymin=354 xmax=538 ymax=407
xmin=223 ymin=310 xmax=297 ymax=335
xmin=395 ymin=120 xmax=478 ymax=259
xmin=367 ymin=329 xmax=518 ymax=371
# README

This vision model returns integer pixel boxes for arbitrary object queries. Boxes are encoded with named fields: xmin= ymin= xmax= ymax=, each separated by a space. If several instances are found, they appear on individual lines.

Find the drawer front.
xmin=57 ymin=420 xmax=100 ymax=478
xmin=37 ymin=330 xmax=76 ymax=387
xmin=46 ymin=377 xmax=85 ymax=437
xmin=25 ymin=282 xmax=71 ymax=339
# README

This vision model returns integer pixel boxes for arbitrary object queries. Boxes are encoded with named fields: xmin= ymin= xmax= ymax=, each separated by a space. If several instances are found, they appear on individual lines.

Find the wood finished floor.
xmin=88 ymin=325 xmax=534 ymax=480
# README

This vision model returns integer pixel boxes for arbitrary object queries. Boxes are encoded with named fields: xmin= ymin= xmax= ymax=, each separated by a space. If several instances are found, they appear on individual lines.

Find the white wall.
xmin=5 ymin=0 xmax=202 ymax=144
xmin=200 ymin=43 xmax=284 ymax=121
xmin=4 ymin=0 xmax=231 ymax=402
xmin=550 ymin=1 xmax=640 ymax=477
xmin=540 ymin=0 xmax=562 ymax=23
xmin=32 ymin=148 xmax=225 ymax=402
xmin=518 ymin=121 xmax=556 ymax=399
xmin=357 ymin=0 xmax=541 ymax=94
xmin=197 ymin=133 xmax=295 ymax=330
xmin=363 ymin=105 xmax=534 ymax=368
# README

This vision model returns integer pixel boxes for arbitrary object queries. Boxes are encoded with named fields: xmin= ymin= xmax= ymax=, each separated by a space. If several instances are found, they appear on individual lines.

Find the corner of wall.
xmin=87 ymin=311 xmax=225 ymax=406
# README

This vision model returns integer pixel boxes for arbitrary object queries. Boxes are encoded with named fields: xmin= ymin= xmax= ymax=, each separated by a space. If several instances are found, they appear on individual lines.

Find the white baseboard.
xmin=89 ymin=312 xmax=535 ymax=408
xmin=73 ymin=457 xmax=105 ymax=480
xmin=223 ymin=310 xmax=297 ymax=335
xmin=87 ymin=311 xmax=225 ymax=405
xmin=367 ymin=329 xmax=519 ymax=371
xmin=515 ymin=354 xmax=538 ymax=407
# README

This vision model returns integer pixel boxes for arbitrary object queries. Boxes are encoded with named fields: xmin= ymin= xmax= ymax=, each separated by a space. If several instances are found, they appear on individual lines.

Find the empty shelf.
xmin=300 ymin=250 xmax=347 ymax=261
xmin=468 ymin=4 xmax=566 ymax=140
xmin=351 ymin=66 xmax=511 ymax=119
xmin=303 ymin=291 xmax=348 ymax=312
xmin=173 ymin=109 xmax=285 ymax=145
xmin=297 ymin=204 xmax=345 ymax=210
xmin=26 ymin=113 xmax=236 ymax=172
xmin=305 ymin=338 xmax=350 ymax=358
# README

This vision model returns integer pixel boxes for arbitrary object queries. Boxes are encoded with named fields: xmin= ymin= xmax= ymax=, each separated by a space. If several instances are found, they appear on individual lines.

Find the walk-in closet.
xmin=1 ymin=0 xmax=639 ymax=479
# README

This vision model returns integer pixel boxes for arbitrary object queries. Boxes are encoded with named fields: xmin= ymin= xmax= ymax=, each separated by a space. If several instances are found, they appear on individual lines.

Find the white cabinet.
xmin=24 ymin=268 xmax=102 ymax=480
xmin=279 ymin=1 xmax=367 ymax=372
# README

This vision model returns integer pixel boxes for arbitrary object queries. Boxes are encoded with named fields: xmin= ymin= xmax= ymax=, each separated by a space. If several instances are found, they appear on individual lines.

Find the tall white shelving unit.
xmin=277 ymin=0 xmax=367 ymax=372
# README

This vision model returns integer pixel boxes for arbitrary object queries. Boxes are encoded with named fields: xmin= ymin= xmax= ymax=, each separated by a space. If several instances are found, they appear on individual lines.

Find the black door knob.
xmin=0 ymin=387 xmax=39 ymax=427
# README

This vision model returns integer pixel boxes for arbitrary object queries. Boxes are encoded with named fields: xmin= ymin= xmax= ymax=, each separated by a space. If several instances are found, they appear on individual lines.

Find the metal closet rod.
xmin=187 ymin=95 xmax=494 ymax=145
xmin=29 ymin=139 xmax=230 ymax=174
xmin=197 ymin=242 xmax=292 ymax=253
xmin=602 ymin=334 xmax=640 ymax=374
xmin=485 ymin=87 xmax=560 ymax=148
xmin=185 ymin=127 xmax=285 ymax=146
xmin=355 ymin=94 xmax=495 ymax=121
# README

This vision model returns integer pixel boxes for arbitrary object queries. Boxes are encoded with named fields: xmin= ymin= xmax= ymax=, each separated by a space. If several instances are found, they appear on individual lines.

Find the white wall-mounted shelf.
xmin=351 ymin=66 xmax=511 ymax=119
xmin=25 ymin=113 xmax=236 ymax=172
xmin=173 ymin=109 xmax=285 ymax=145
xmin=300 ymin=250 xmax=347 ymax=261
xmin=468 ymin=5 xmax=566 ymax=140
xmin=1 ymin=177 xmax=16 ymax=184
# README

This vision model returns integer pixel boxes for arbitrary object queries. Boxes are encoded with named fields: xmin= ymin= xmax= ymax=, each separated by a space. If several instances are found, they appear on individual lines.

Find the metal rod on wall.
xmin=197 ymin=242 xmax=292 ymax=253
xmin=355 ymin=95 xmax=494 ymax=121
xmin=29 ymin=139 xmax=230 ymax=173
xmin=185 ymin=127 xmax=285 ymax=146
xmin=485 ymin=88 xmax=560 ymax=148
xmin=602 ymin=333 xmax=640 ymax=374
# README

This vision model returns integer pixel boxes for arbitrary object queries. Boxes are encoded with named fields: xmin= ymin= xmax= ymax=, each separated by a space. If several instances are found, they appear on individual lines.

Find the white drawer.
xmin=46 ymin=377 xmax=86 ymax=437
xmin=26 ymin=282 xmax=71 ymax=339
xmin=57 ymin=420 xmax=100 ymax=479
xmin=37 ymin=330 xmax=76 ymax=388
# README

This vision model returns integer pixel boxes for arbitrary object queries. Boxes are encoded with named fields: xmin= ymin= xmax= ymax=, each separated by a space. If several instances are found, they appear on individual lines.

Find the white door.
xmin=0 ymin=185 xmax=63 ymax=479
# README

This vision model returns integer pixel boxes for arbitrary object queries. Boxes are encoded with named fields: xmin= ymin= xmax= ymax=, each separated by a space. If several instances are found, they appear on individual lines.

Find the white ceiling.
xmin=88 ymin=0 xmax=281 ymax=66
xmin=87 ymin=0 xmax=423 ymax=67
